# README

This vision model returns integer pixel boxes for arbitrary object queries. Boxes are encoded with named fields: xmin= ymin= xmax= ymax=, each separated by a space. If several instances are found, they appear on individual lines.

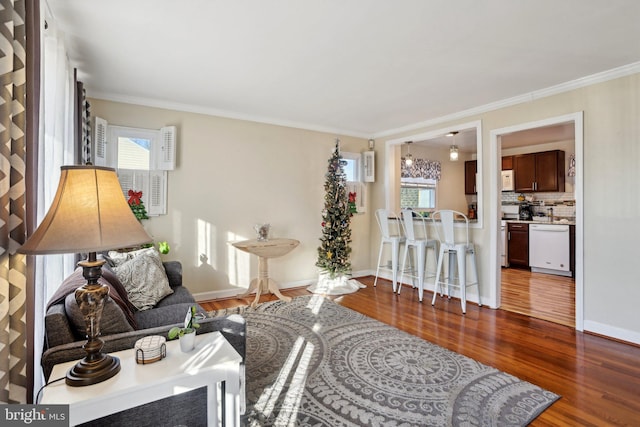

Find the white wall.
xmin=91 ymin=99 xmax=372 ymax=299
xmin=372 ymin=72 xmax=640 ymax=344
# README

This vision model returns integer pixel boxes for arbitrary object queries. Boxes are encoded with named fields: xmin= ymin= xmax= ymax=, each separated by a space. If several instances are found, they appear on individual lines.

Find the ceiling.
xmin=47 ymin=0 xmax=640 ymax=138
xmin=500 ymin=123 xmax=575 ymax=149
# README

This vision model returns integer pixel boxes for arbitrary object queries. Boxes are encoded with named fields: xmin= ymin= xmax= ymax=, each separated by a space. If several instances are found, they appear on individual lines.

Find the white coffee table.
xmin=41 ymin=331 xmax=242 ymax=426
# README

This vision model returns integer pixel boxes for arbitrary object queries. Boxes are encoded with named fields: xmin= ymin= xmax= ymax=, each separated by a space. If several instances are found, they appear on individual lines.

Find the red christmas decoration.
xmin=128 ymin=189 xmax=143 ymax=205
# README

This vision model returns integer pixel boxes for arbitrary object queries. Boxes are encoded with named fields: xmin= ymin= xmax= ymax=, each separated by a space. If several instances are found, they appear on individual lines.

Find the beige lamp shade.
xmin=19 ymin=165 xmax=152 ymax=255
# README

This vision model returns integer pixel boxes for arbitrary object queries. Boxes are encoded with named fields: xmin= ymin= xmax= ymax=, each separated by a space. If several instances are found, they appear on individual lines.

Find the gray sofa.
xmin=41 ymin=260 xmax=246 ymax=381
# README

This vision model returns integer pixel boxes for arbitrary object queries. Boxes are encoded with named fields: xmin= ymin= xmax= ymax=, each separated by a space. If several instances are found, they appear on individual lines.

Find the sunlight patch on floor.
xmin=306 ymin=294 xmax=328 ymax=315
xmin=273 ymin=338 xmax=315 ymax=424
xmin=254 ymin=335 xmax=314 ymax=419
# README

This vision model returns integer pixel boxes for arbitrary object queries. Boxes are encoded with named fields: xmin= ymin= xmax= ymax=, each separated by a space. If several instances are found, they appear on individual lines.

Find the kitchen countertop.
xmin=503 ymin=219 xmax=576 ymax=225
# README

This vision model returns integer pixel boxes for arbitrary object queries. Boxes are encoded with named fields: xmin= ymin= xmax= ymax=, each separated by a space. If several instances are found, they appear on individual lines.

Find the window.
xmin=93 ymin=117 xmax=176 ymax=216
xmin=342 ymin=156 xmax=359 ymax=182
xmin=104 ymin=124 xmax=176 ymax=171
xmin=118 ymin=137 xmax=151 ymax=170
xmin=342 ymin=151 xmax=367 ymax=213
xmin=400 ymin=178 xmax=437 ymax=211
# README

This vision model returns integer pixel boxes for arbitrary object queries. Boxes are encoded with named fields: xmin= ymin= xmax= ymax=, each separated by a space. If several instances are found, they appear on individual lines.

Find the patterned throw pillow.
xmin=110 ymin=247 xmax=173 ymax=311
xmin=105 ymin=250 xmax=128 ymax=266
xmin=106 ymin=248 xmax=145 ymax=267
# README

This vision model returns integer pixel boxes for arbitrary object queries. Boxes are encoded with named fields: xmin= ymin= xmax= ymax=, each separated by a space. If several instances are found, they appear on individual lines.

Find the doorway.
xmin=500 ymin=267 xmax=575 ymax=327
xmin=489 ymin=112 xmax=584 ymax=331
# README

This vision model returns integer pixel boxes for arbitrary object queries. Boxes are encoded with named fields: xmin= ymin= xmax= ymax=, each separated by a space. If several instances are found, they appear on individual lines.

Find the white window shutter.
xmin=94 ymin=117 xmax=108 ymax=166
xmin=147 ymin=170 xmax=167 ymax=216
xmin=156 ymin=126 xmax=176 ymax=170
xmin=362 ymin=151 xmax=375 ymax=182
xmin=117 ymin=169 xmax=135 ymax=198
xmin=134 ymin=171 xmax=150 ymax=208
xmin=356 ymin=182 xmax=366 ymax=212
xmin=118 ymin=169 xmax=154 ymax=213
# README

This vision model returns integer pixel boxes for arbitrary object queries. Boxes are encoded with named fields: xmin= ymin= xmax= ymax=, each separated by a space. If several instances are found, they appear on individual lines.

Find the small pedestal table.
xmin=232 ymin=238 xmax=299 ymax=307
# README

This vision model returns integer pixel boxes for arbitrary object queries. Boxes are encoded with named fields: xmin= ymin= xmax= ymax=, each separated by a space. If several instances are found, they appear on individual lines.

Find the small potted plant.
xmin=168 ymin=305 xmax=200 ymax=352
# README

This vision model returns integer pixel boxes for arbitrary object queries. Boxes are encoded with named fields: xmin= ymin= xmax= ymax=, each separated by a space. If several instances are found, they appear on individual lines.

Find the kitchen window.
xmin=400 ymin=178 xmax=437 ymax=212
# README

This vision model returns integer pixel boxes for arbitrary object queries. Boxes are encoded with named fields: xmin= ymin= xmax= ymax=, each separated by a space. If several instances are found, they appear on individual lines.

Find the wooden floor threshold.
xmin=500 ymin=267 xmax=575 ymax=328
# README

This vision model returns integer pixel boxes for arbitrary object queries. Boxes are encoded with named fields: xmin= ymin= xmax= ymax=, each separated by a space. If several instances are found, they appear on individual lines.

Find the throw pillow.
xmin=112 ymin=247 xmax=173 ymax=311
xmin=106 ymin=247 xmax=149 ymax=267
xmin=65 ymin=292 xmax=134 ymax=340
xmin=105 ymin=250 xmax=129 ymax=267
xmin=101 ymin=265 xmax=139 ymax=328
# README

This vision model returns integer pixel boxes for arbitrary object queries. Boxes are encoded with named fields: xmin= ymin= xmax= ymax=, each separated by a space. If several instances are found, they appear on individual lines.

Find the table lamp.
xmin=19 ymin=165 xmax=152 ymax=386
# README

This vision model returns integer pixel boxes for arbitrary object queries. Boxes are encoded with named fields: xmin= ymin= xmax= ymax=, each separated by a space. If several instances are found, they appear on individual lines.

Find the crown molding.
xmin=88 ymin=91 xmax=371 ymax=140
xmin=373 ymin=61 xmax=640 ymax=139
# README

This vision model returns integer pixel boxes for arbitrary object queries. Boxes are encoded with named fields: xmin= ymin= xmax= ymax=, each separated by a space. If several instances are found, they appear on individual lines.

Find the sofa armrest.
xmin=44 ymin=304 xmax=75 ymax=349
xmin=162 ymin=261 xmax=182 ymax=288
xmin=41 ymin=315 xmax=246 ymax=381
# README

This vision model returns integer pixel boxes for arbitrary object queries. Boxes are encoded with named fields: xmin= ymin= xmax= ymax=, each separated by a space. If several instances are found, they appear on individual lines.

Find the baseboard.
xmin=371 ymin=269 xmax=486 ymax=305
xmin=583 ymin=320 xmax=640 ymax=346
xmin=193 ymin=269 xmax=371 ymax=302
xmin=530 ymin=266 xmax=572 ymax=277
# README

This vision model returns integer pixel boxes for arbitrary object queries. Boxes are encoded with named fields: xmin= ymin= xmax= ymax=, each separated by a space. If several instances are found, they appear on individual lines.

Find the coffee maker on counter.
xmin=468 ymin=203 xmax=476 ymax=219
xmin=518 ymin=202 xmax=533 ymax=221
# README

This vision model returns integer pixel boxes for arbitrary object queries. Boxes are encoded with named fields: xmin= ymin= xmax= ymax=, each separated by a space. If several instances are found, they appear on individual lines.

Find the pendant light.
xmin=448 ymin=132 xmax=459 ymax=161
xmin=405 ymin=141 xmax=413 ymax=166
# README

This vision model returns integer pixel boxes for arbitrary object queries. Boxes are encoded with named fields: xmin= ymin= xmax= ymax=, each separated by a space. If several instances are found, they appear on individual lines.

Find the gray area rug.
xmin=223 ymin=295 xmax=559 ymax=426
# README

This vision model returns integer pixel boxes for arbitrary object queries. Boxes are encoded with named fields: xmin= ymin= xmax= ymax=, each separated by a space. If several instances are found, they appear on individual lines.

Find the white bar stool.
xmin=374 ymin=209 xmax=406 ymax=292
xmin=397 ymin=209 xmax=439 ymax=302
xmin=431 ymin=210 xmax=481 ymax=314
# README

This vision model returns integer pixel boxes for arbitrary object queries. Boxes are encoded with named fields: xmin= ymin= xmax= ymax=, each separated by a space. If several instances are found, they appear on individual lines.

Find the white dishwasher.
xmin=529 ymin=224 xmax=571 ymax=276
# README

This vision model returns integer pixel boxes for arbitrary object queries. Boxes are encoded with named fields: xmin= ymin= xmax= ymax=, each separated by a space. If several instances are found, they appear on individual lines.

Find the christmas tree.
xmin=316 ymin=139 xmax=352 ymax=278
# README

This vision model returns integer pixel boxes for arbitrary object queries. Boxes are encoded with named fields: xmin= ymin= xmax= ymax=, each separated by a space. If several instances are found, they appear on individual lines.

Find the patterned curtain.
xmin=81 ymin=89 xmax=91 ymax=164
xmin=0 ymin=0 xmax=29 ymax=404
xmin=75 ymin=78 xmax=91 ymax=165
xmin=400 ymin=157 xmax=442 ymax=181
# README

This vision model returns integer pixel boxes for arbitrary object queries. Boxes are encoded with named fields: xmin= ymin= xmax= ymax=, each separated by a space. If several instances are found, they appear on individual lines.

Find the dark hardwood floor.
xmin=500 ymin=267 xmax=575 ymax=327
xmin=201 ymin=276 xmax=640 ymax=426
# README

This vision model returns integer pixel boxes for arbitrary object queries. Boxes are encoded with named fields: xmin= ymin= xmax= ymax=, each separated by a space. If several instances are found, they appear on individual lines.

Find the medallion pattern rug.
xmin=232 ymin=295 xmax=559 ymax=426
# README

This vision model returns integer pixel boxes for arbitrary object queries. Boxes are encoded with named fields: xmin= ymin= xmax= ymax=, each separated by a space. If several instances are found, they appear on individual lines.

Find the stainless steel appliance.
xmin=518 ymin=203 xmax=533 ymax=221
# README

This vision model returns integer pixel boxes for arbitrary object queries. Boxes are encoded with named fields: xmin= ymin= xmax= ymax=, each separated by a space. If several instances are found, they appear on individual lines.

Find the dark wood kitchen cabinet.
xmin=464 ymin=160 xmax=477 ymax=194
xmin=514 ymin=150 xmax=565 ymax=192
xmin=508 ymin=222 xmax=529 ymax=267
xmin=501 ymin=155 xmax=513 ymax=170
